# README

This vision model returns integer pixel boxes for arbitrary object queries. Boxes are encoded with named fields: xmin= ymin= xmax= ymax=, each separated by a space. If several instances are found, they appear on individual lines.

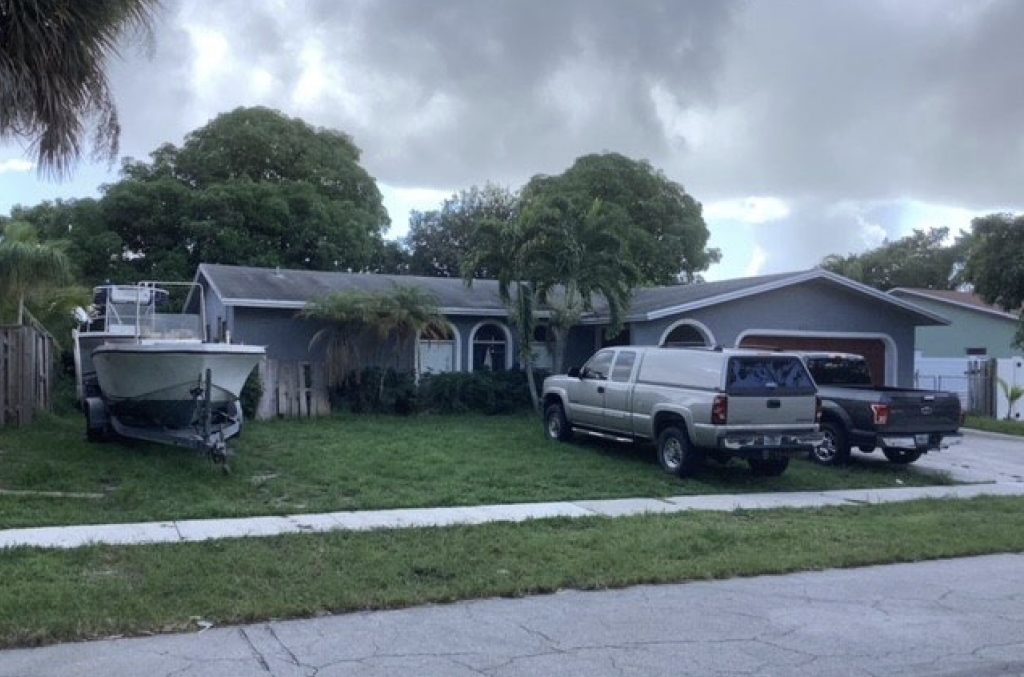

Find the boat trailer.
xmin=84 ymin=369 xmax=241 ymax=470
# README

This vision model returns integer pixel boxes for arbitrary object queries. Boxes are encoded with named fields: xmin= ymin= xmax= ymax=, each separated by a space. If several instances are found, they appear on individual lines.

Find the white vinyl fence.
xmin=914 ymin=354 xmax=1024 ymax=419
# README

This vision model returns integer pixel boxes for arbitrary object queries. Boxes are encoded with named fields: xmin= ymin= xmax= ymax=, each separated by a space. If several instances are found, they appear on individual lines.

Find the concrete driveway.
xmin=3 ymin=553 xmax=1023 ymax=677
xmin=852 ymin=428 xmax=1024 ymax=484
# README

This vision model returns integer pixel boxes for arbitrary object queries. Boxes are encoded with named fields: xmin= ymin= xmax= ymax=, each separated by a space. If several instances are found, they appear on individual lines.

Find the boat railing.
xmin=86 ymin=281 xmax=208 ymax=341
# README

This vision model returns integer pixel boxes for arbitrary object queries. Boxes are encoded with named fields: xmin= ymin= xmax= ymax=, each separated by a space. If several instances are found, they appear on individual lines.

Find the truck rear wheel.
xmin=544 ymin=403 xmax=573 ymax=442
xmin=748 ymin=457 xmax=789 ymax=477
xmin=810 ymin=421 xmax=850 ymax=466
xmin=657 ymin=426 xmax=704 ymax=478
xmin=882 ymin=448 xmax=922 ymax=464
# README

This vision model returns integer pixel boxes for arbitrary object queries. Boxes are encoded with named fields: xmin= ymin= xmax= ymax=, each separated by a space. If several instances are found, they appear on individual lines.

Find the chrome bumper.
xmin=880 ymin=433 xmax=962 ymax=451
xmin=720 ymin=431 xmax=825 ymax=452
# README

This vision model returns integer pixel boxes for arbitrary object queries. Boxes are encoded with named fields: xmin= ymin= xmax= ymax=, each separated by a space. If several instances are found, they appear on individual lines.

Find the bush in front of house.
xmin=331 ymin=367 xmax=419 ymax=415
xmin=326 ymin=368 xmax=539 ymax=416
xmin=418 ymin=370 xmax=535 ymax=415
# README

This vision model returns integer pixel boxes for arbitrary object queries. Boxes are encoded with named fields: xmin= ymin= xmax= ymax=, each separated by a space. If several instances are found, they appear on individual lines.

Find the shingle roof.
xmin=199 ymin=263 xmax=509 ymax=312
xmin=198 ymin=263 xmax=949 ymax=326
xmin=626 ymin=271 xmax=799 ymax=317
xmin=889 ymin=287 xmax=1020 ymax=320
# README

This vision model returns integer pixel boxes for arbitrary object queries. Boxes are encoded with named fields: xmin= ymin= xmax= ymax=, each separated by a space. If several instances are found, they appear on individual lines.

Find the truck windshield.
xmin=805 ymin=357 xmax=873 ymax=386
xmin=726 ymin=357 xmax=816 ymax=396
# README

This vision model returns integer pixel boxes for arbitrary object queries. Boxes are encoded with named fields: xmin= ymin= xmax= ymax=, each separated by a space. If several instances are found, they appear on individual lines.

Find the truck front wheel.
xmin=882 ymin=448 xmax=922 ymax=464
xmin=544 ymin=403 xmax=573 ymax=442
xmin=657 ymin=426 xmax=704 ymax=478
xmin=810 ymin=421 xmax=851 ymax=466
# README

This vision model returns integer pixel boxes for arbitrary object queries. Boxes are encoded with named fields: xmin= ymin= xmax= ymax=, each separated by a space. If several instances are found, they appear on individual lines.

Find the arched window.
xmin=659 ymin=319 xmax=714 ymax=347
xmin=472 ymin=322 xmax=510 ymax=371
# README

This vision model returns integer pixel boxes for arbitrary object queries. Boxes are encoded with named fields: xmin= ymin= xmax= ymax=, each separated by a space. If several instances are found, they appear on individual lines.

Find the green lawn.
xmin=0 ymin=413 xmax=950 ymax=529
xmin=1 ymin=495 xmax=1022 ymax=649
xmin=965 ymin=415 xmax=1024 ymax=437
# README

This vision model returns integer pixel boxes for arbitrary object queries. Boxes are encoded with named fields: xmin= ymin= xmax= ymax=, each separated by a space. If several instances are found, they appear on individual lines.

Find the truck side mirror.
xmin=567 ymin=366 xmax=581 ymax=378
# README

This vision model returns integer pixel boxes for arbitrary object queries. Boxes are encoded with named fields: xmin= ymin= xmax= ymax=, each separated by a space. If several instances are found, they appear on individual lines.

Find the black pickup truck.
xmin=799 ymin=352 xmax=962 ymax=466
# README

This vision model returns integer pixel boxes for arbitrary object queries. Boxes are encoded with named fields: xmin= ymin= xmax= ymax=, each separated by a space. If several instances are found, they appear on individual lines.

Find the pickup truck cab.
xmin=542 ymin=346 xmax=823 ymax=478
xmin=799 ymin=352 xmax=962 ymax=465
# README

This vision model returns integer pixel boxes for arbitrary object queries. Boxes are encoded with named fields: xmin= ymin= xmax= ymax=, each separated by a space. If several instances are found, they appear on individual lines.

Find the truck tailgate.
xmin=883 ymin=391 xmax=961 ymax=433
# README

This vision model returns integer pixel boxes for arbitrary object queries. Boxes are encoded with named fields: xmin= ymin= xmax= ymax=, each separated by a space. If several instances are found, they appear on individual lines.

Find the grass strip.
xmin=0 ymin=413 xmax=950 ymax=529
xmin=965 ymin=415 xmax=1024 ymax=437
xmin=1 ymin=495 xmax=1022 ymax=649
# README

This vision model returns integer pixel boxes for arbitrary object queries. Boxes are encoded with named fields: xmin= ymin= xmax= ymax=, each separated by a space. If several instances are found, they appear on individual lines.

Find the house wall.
xmin=629 ymin=279 xmax=919 ymax=387
xmin=889 ymin=294 xmax=1019 ymax=359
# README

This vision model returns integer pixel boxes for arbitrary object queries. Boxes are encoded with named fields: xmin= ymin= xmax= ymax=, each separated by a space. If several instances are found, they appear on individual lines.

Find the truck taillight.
xmin=870 ymin=403 xmax=890 ymax=426
xmin=712 ymin=395 xmax=728 ymax=424
xmin=815 ymin=396 xmax=822 ymax=422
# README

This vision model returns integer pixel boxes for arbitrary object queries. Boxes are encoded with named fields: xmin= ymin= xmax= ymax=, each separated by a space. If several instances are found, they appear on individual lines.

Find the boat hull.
xmin=92 ymin=343 xmax=265 ymax=429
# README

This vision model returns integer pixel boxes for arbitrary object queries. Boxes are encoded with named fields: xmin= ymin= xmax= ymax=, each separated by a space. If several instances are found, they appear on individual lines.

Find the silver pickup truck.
xmin=541 ymin=346 xmax=823 ymax=477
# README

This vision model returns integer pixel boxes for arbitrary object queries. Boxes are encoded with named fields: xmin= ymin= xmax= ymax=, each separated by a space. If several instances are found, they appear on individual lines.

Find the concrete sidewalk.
xmin=3 ymin=482 xmax=1023 ymax=550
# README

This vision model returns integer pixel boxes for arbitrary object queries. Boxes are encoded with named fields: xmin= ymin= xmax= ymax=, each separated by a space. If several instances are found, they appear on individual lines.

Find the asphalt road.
xmin=3 ymin=553 xmax=1023 ymax=677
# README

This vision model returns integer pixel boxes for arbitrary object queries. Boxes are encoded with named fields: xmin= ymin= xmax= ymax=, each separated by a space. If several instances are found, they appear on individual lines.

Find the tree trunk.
xmin=16 ymin=293 xmax=24 ymax=325
xmin=525 ymin=358 xmax=540 ymax=413
xmin=552 ymin=326 xmax=570 ymax=375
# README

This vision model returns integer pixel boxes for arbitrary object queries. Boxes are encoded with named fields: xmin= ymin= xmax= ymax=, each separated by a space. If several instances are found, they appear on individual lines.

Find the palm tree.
xmin=0 ymin=222 xmax=71 ymax=325
xmin=378 ymin=285 xmax=448 ymax=377
xmin=526 ymin=196 xmax=638 ymax=373
xmin=997 ymin=378 xmax=1024 ymax=421
xmin=462 ymin=212 xmax=546 ymax=412
xmin=301 ymin=286 xmax=446 ymax=392
xmin=0 ymin=0 xmax=159 ymax=176
xmin=300 ymin=290 xmax=376 ymax=388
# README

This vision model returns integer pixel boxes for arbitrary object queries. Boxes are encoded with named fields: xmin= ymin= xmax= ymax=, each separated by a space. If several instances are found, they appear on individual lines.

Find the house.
xmin=194 ymin=263 xmax=949 ymax=418
xmin=887 ymin=287 xmax=1020 ymax=359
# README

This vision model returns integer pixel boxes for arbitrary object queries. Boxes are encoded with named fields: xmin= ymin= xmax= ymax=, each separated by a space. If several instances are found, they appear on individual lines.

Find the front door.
xmin=567 ymin=350 xmax=613 ymax=428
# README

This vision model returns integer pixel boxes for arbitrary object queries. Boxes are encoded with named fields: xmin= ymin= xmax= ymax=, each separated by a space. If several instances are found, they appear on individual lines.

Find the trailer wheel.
xmin=882 ymin=448 xmax=922 ymax=464
xmin=84 ymin=398 xmax=110 ymax=443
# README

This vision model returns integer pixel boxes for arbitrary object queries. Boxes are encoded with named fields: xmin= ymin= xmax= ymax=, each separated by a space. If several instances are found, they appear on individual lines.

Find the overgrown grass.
xmin=965 ymin=415 xmax=1024 ymax=437
xmin=1 ymin=496 xmax=1022 ymax=649
xmin=0 ymin=413 xmax=950 ymax=529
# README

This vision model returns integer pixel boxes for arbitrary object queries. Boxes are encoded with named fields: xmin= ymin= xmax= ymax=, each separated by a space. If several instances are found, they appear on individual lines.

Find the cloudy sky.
xmin=1 ymin=0 xmax=1021 ymax=280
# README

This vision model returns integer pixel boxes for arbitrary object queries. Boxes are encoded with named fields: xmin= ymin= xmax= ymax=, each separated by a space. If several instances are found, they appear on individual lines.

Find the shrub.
xmin=331 ymin=367 xmax=418 ymax=415
xmin=418 ymin=370 xmax=534 ymax=415
xmin=240 ymin=369 xmax=264 ymax=419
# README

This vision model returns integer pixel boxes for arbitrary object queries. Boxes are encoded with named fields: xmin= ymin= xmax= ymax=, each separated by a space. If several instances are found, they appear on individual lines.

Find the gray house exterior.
xmin=194 ymin=264 xmax=948 ymax=418
xmin=888 ymin=288 xmax=1020 ymax=359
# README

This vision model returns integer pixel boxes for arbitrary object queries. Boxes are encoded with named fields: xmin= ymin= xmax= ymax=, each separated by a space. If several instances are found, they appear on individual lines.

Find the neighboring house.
xmin=888 ymin=288 xmax=1021 ymax=359
xmin=194 ymin=264 xmax=948 ymax=418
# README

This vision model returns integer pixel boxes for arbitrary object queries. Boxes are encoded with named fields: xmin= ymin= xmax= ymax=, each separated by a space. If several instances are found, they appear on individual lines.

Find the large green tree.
xmin=821 ymin=227 xmax=970 ymax=291
xmin=98 ymin=107 xmax=391 ymax=280
xmin=520 ymin=153 xmax=719 ymax=285
xmin=405 ymin=184 xmax=516 ymax=278
xmin=0 ymin=0 xmax=158 ymax=175
xmin=963 ymin=213 xmax=1024 ymax=347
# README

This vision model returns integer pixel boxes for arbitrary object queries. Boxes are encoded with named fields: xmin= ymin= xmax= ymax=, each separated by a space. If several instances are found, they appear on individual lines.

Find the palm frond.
xmin=0 ymin=0 xmax=160 ymax=176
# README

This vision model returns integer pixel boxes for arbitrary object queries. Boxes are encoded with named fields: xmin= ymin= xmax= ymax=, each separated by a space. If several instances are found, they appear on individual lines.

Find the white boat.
xmin=73 ymin=282 xmax=265 ymax=459
xmin=92 ymin=341 xmax=265 ymax=428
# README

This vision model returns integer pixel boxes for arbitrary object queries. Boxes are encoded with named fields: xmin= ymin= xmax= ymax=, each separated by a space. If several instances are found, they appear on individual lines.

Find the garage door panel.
xmin=739 ymin=335 xmax=887 ymax=386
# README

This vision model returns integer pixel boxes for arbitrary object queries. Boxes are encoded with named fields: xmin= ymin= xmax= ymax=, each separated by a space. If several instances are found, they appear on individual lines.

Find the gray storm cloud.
xmin=12 ymin=0 xmax=1021 ymax=273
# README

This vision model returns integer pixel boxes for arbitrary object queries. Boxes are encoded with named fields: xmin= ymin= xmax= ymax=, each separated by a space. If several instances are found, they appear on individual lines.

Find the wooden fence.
xmin=254 ymin=358 xmax=331 ymax=420
xmin=0 ymin=325 xmax=54 ymax=427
